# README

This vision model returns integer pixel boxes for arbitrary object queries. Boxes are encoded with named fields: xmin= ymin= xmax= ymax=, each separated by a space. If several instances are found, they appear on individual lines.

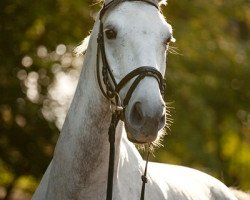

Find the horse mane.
xmin=74 ymin=0 xmax=171 ymax=148
xmin=74 ymin=35 xmax=90 ymax=56
xmin=74 ymin=0 xmax=167 ymax=56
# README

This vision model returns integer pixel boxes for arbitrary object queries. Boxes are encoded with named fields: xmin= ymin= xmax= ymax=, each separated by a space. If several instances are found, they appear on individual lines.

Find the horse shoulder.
xmin=149 ymin=162 xmax=237 ymax=200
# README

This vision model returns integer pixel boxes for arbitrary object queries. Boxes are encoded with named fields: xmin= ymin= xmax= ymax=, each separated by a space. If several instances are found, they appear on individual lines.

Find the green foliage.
xmin=0 ymin=0 xmax=249 ymax=196
xmin=0 ymin=0 xmax=96 ymax=195
xmin=158 ymin=0 xmax=250 ymax=190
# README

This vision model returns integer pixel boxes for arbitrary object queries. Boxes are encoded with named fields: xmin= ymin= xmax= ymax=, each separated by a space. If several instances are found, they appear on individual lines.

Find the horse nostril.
xmin=131 ymin=102 xmax=143 ymax=126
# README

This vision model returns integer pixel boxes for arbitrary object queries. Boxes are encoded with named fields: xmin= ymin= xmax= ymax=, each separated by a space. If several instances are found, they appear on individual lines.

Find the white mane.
xmin=74 ymin=0 xmax=168 ymax=56
xmin=74 ymin=35 xmax=90 ymax=56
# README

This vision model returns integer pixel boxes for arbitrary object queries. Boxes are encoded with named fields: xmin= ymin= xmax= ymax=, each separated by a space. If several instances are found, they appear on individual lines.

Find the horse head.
xmin=98 ymin=0 xmax=175 ymax=144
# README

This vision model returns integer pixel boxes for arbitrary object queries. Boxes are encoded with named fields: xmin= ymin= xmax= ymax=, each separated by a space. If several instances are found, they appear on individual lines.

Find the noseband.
xmin=97 ymin=1 xmax=165 ymax=109
xmin=96 ymin=1 xmax=166 ymax=200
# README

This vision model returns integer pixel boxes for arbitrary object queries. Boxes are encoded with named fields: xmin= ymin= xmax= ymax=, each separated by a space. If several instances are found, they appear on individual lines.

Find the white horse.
xmin=33 ymin=0 xmax=239 ymax=199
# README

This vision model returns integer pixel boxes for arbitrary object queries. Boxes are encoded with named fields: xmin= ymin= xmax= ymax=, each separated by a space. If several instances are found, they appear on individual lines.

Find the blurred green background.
xmin=0 ymin=0 xmax=249 ymax=199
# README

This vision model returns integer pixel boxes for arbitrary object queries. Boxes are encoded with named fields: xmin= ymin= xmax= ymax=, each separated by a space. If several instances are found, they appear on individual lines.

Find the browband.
xmin=100 ymin=0 xmax=159 ymax=19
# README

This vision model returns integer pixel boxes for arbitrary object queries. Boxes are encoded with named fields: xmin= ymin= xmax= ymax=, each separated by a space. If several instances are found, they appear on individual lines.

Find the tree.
xmin=158 ymin=0 xmax=250 ymax=190
xmin=0 ymin=0 xmax=95 ymax=198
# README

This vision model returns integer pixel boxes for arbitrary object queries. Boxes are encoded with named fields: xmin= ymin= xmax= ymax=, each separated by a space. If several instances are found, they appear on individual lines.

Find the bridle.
xmin=96 ymin=1 xmax=166 ymax=200
xmin=97 ymin=1 xmax=166 ymax=199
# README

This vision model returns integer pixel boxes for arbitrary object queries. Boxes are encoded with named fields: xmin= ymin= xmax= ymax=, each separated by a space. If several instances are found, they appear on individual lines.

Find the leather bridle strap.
xmin=106 ymin=113 xmax=120 ymax=200
xmin=100 ymin=0 xmax=159 ymax=19
xmin=97 ymin=26 xmax=166 ymax=105
xmin=97 ymin=0 xmax=161 ymax=102
xmin=140 ymin=145 xmax=150 ymax=200
xmin=97 ymin=1 xmax=163 ymax=200
xmin=115 ymin=66 xmax=166 ymax=107
xmin=97 ymin=21 xmax=117 ymax=100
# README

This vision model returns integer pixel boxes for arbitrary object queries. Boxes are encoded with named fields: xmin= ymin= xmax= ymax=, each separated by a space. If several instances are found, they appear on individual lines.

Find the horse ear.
xmin=103 ymin=0 xmax=167 ymax=6
xmin=158 ymin=0 xmax=167 ymax=6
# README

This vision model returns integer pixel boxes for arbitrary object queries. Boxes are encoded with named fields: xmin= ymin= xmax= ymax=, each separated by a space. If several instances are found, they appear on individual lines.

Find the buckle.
xmin=97 ymin=33 xmax=103 ymax=44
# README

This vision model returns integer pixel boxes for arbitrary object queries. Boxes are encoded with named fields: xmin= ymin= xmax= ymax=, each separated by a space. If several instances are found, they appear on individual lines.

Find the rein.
xmin=96 ymin=1 xmax=165 ymax=199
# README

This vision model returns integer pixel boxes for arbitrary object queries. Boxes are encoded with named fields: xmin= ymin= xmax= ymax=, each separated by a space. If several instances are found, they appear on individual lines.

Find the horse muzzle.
xmin=125 ymin=101 xmax=166 ymax=143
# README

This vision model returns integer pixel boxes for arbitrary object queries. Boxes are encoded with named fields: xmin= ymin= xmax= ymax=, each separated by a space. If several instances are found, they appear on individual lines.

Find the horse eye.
xmin=105 ymin=29 xmax=117 ymax=39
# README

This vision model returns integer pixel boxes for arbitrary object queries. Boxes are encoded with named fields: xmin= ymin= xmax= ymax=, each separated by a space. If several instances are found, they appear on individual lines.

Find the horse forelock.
xmin=75 ymin=0 xmax=167 ymax=56
xmin=102 ymin=0 xmax=167 ymax=7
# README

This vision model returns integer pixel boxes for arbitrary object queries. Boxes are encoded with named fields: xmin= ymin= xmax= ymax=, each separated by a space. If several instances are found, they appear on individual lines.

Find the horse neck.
xmin=46 ymin=21 xmax=125 ymax=199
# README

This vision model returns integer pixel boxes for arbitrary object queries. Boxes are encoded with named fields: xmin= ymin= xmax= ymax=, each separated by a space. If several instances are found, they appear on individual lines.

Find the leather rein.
xmin=96 ymin=1 xmax=166 ymax=199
